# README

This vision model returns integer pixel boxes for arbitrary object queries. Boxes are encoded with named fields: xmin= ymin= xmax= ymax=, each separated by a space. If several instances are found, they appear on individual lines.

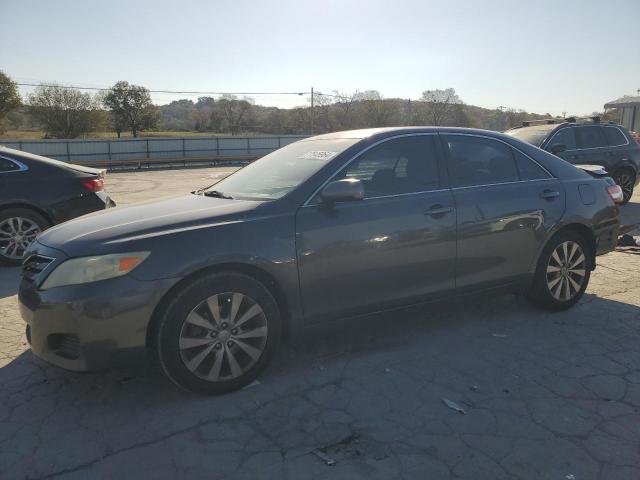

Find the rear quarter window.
xmin=514 ymin=151 xmax=552 ymax=180
xmin=0 ymin=157 xmax=22 ymax=172
xmin=602 ymin=127 xmax=628 ymax=147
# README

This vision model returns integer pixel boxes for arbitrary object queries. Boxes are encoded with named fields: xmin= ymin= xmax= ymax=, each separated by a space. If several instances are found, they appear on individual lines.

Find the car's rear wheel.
xmin=612 ymin=168 xmax=636 ymax=204
xmin=156 ymin=272 xmax=281 ymax=394
xmin=526 ymin=230 xmax=591 ymax=311
xmin=0 ymin=208 xmax=50 ymax=266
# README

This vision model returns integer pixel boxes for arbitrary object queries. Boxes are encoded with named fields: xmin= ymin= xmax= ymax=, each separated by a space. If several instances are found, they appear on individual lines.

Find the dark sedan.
xmin=0 ymin=146 xmax=115 ymax=265
xmin=18 ymin=128 xmax=621 ymax=394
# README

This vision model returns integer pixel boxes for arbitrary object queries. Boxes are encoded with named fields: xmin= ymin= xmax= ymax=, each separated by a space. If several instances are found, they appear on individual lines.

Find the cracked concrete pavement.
xmin=1 ymin=167 xmax=640 ymax=479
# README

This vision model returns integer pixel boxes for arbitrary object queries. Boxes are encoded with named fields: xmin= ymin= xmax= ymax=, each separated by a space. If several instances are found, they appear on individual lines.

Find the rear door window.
xmin=443 ymin=135 xmax=519 ymax=187
xmin=603 ymin=127 xmax=627 ymax=147
xmin=575 ymin=126 xmax=607 ymax=149
xmin=547 ymin=128 xmax=576 ymax=150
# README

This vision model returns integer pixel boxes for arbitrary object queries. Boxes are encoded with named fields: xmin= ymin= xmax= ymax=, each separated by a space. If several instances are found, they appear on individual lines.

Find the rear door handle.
xmin=540 ymin=190 xmax=560 ymax=200
xmin=424 ymin=205 xmax=453 ymax=216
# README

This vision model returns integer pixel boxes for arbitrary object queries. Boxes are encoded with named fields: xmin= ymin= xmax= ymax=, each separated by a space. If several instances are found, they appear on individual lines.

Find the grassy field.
xmin=0 ymin=130 xmax=258 ymax=140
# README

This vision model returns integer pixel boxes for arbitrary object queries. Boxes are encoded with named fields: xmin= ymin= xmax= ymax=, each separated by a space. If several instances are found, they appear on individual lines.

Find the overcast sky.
xmin=1 ymin=0 xmax=638 ymax=115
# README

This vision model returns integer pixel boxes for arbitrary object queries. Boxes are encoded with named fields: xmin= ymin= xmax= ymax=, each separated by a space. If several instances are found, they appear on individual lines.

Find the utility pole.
xmin=310 ymin=86 xmax=314 ymax=134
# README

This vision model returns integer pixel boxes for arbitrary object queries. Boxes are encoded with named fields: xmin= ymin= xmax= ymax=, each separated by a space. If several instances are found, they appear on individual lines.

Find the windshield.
xmin=505 ymin=126 xmax=555 ymax=147
xmin=205 ymin=138 xmax=359 ymax=200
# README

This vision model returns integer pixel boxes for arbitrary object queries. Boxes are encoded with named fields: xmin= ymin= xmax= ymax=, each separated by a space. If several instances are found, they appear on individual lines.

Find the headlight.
xmin=41 ymin=252 xmax=150 ymax=290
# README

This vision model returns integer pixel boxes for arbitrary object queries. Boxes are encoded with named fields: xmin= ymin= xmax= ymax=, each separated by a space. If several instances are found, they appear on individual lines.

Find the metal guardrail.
xmin=1 ymin=135 xmax=309 ymax=170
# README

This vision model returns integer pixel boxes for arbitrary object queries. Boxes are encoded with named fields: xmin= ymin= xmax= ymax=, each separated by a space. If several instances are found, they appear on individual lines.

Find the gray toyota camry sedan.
xmin=19 ymin=127 xmax=621 ymax=394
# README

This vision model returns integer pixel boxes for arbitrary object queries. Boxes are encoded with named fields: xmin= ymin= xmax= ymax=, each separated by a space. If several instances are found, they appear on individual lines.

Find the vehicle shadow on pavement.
xmin=1 ymin=289 xmax=640 ymax=478
xmin=0 ymin=267 xmax=19 ymax=298
xmin=620 ymin=198 xmax=640 ymax=233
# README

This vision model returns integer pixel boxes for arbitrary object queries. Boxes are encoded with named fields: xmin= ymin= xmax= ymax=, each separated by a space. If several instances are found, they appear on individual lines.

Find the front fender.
xmin=128 ymin=212 xmax=304 ymax=328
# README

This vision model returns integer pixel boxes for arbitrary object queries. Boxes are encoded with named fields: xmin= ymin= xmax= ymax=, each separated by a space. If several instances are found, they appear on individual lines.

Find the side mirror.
xmin=549 ymin=143 xmax=567 ymax=154
xmin=320 ymin=178 xmax=364 ymax=203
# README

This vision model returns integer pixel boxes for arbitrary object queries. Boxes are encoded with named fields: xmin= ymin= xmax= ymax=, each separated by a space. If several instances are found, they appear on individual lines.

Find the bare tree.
xmin=355 ymin=90 xmax=393 ymax=127
xmin=108 ymin=87 xmax=564 ymax=135
xmin=103 ymin=81 xmax=158 ymax=137
xmin=504 ymin=108 xmax=527 ymax=130
xmin=27 ymin=84 xmax=100 ymax=138
xmin=420 ymin=88 xmax=462 ymax=125
xmin=489 ymin=107 xmax=527 ymax=131
xmin=312 ymin=92 xmax=335 ymax=132
xmin=278 ymin=106 xmax=311 ymax=134
xmin=451 ymin=103 xmax=475 ymax=127
xmin=264 ymin=108 xmax=285 ymax=134
xmin=332 ymin=90 xmax=360 ymax=129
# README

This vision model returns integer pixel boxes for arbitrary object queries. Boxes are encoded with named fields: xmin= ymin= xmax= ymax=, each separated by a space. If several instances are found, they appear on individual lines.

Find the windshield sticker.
xmin=299 ymin=151 xmax=338 ymax=161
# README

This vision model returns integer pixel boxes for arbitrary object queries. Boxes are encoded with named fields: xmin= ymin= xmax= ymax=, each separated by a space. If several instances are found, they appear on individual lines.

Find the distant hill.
xmin=3 ymin=92 xmax=570 ymax=139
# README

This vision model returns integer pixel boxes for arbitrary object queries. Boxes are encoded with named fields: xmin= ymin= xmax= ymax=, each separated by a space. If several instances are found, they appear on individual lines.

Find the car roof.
xmin=508 ymin=121 xmax=627 ymax=135
xmin=508 ymin=124 xmax=558 ymax=134
xmin=303 ymin=126 xmax=517 ymax=141
xmin=0 ymin=145 xmax=103 ymax=175
xmin=0 ymin=145 xmax=67 ymax=166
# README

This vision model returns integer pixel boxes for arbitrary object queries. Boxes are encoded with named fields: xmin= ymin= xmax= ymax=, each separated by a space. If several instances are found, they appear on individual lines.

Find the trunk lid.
xmin=574 ymin=164 xmax=608 ymax=178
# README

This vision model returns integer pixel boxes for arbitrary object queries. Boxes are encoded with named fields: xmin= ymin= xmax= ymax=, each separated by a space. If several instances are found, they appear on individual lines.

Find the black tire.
xmin=156 ymin=271 xmax=282 ymax=394
xmin=612 ymin=168 xmax=636 ymax=205
xmin=526 ymin=230 xmax=592 ymax=311
xmin=0 ymin=208 xmax=50 ymax=267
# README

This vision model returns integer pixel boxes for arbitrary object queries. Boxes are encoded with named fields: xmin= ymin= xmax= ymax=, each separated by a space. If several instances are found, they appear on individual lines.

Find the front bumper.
xmin=18 ymin=244 xmax=175 ymax=371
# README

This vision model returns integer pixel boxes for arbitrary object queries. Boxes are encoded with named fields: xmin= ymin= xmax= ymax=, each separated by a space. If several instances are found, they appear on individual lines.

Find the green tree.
xmin=27 ymin=84 xmax=100 ymax=138
xmin=214 ymin=95 xmax=253 ymax=135
xmin=0 ymin=71 xmax=21 ymax=133
xmin=102 ymin=81 xmax=157 ymax=137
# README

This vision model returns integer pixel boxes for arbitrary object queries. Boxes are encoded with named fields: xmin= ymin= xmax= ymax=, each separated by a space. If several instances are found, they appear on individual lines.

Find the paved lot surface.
xmin=1 ymin=168 xmax=640 ymax=480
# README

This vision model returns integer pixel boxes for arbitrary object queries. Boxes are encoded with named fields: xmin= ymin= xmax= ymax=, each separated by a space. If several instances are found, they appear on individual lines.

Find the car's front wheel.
xmin=0 ymin=208 xmax=50 ymax=266
xmin=156 ymin=272 xmax=282 ymax=394
xmin=526 ymin=230 xmax=592 ymax=310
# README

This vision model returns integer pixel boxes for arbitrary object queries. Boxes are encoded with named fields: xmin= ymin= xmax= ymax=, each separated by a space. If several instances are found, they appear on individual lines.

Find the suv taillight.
xmin=606 ymin=184 xmax=624 ymax=203
xmin=80 ymin=178 xmax=104 ymax=193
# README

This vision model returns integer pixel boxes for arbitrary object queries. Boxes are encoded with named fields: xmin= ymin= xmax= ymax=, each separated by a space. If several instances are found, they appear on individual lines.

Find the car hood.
xmin=38 ymin=194 xmax=263 ymax=255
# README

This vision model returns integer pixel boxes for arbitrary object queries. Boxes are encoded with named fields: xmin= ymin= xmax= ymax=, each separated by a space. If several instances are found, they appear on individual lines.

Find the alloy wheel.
xmin=0 ymin=217 xmax=41 ymax=260
xmin=178 ymin=292 xmax=268 ymax=381
xmin=546 ymin=241 xmax=586 ymax=301
xmin=615 ymin=172 xmax=634 ymax=202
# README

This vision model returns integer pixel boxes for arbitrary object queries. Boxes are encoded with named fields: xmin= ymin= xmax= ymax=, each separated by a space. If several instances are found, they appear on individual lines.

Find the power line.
xmin=15 ymin=82 xmax=308 ymax=96
xmin=314 ymin=91 xmax=347 ymax=99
